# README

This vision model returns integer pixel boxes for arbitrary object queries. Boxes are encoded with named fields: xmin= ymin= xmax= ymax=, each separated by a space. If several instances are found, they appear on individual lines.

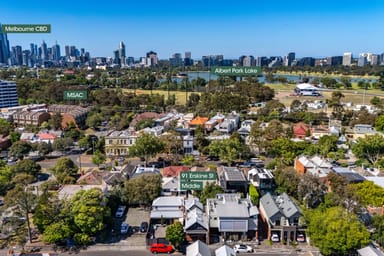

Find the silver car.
xmin=234 ymin=244 xmax=254 ymax=253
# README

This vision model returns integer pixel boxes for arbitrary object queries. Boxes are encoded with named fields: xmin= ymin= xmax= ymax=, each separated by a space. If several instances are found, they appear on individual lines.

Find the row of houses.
xmin=0 ymin=103 xmax=90 ymax=128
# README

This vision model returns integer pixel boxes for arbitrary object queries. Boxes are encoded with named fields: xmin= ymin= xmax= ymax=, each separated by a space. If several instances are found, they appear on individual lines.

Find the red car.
xmin=150 ymin=243 xmax=174 ymax=254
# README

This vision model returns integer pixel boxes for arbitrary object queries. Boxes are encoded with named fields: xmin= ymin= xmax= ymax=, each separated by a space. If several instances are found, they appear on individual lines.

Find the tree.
xmin=129 ymin=133 xmax=165 ymax=166
xmin=5 ymin=174 xmax=36 ymax=243
xmin=327 ymin=91 xmax=344 ymax=119
xmin=306 ymin=206 xmax=370 ymax=255
xmin=165 ymin=221 xmax=185 ymax=249
xmin=11 ymin=159 xmax=41 ymax=177
xmin=249 ymin=120 xmax=265 ymax=153
xmin=51 ymin=157 xmax=78 ymax=184
xmin=249 ymin=184 xmax=259 ymax=206
xmin=42 ymin=222 xmax=72 ymax=244
xmin=351 ymin=180 xmax=384 ymax=207
xmin=123 ymin=174 xmax=162 ymax=206
xmin=370 ymin=96 xmax=384 ymax=110
xmin=92 ymin=150 xmax=106 ymax=166
xmin=9 ymin=131 xmax=21 ymax=144
xmin=51 ymin=112 xmax=63 ymax=130
xmin=274 ymin=167 xmax=300 ymax=198
xmin=297 ymin=173 xmax=327 ymax=208
xmin=0 ymin=118 xmax=12 ymax=135
xmin=69 ymin=188 xmax=110 ymax=236
xmin=375 ymin=115 xmax=384 ymax=132
xmin=194 ymin=182 xmax=223 ymax=205
xmin=352 ymin=134 xmax=384 ymax=166
xmin=372 ymin=215 xmax=384 ymax=246
xmin=86 ymin=112 xmax=103 ymax=129
xmin=33 ymin=190 xmax=63 ymax=233
xmin=135 ymin=119 xmax=155 ymax=131
xmin=181 ymin=154 xmax=194 ymax=166
xmin=37 ymin=141 xmax=52 ymax=156
xmin=207 ymin=134 xmax=250 ymax=164
xmin=52 ymin=137 xmax=73 ymax=152
xmin=9 ymin=141 xmax=32 ymax=159
xmin=0 ymin=164 xmax=13 ymax=195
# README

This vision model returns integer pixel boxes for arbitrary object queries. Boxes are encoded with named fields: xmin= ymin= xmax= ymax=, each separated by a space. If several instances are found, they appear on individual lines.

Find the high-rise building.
xmin=242 ymin=55 xmax=254 ymax=66
xmin=52 ymin=43 xmax=61 ymax=61
xmin=326 ymin=56 xmax=343 ymax=66
xmin=342 ymin=52 xmax=353 ymax=66
xmin=358 ymin=55 xmax=367 ymax=67
xmin=169 ymin=53 xmax=182 ymax=67
xmin=284 ymin=52 xmax=295 ymax=66
xmin=184 ymin=52 xmax=192 ymax=66
xmin=296 ymin=57 xmax=315 ymax=67
xmin=0 ymin=80 xmax=18 ymax=108
xmin=146 ymin=51 xmax=158 ymax=67
xmin=22 ymin=50 xmax=31 ymax=66
xmin=370 ymin=54 xmax=378 ymax=66
xmin=118 ymin=41 xmax=126 ymax=66
xmin=256 ymin=56 xmax=268 ymax=67
xmin=40 ymin=41 xmax=48 ymax=61
xmin=65 ymin=45 xmax=70 ymax=58
xmin=127 ymin=57 xmax=135 ymax=66
xmin=113 ymin=50 xmax=119 ymax=65
xmin=11 ymin=45 xmax=23 ymax=66
xmin=0 ymin=23 xmax=10 ymax=65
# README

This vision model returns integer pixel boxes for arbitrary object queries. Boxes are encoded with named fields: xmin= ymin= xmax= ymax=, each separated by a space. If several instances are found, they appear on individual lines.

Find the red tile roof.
xmin=162 ymin=166 xmax=190 ymax=177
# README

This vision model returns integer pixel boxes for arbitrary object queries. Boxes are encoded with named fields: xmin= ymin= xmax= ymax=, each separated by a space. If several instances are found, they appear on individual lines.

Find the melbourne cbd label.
xmin=2 ymin=24 xmax=51 ymax=33
xmin=211 ymin=66 xmax=262 ymax=76
xmin=64 ymin=90 xmax=87 ymax=100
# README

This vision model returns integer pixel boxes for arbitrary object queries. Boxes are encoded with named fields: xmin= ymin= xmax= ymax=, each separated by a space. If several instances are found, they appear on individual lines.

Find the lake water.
xmin=167 ymin=71 xmax=376 ymax=84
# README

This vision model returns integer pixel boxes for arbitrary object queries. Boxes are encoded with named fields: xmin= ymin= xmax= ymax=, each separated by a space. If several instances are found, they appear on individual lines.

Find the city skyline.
xmin=1 ymin=0 xmax=384 ymax=59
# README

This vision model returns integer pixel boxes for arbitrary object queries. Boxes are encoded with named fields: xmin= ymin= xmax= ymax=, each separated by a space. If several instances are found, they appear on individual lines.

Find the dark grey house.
xmin=259 ymin=193 xmax=303 ymax=242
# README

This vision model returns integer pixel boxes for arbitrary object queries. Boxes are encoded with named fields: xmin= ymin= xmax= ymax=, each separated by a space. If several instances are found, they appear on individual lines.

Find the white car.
xmin=297 ymin=234 xmax=305 ymax=242
xmin=115 ymin=205 xmax=126 ymax=218
xmin=271 ymin=234 xmax=280 ymax=242
xmin=234 ymin=244 xmax=254 ymax=253
xmin=121 ymin=223 xmax=129 ymax=234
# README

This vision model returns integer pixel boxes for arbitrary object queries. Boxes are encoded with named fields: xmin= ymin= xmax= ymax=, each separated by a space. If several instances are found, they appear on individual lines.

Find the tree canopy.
xmin=129 ymin=133 xmax=165 ymax=166
xmin=122 ymin=174 xmax=162 ymax=206
xmin=51 ymin=157 xmax=79 ymax=184
xmin=306 ymin=206 xmax=370 ymax=256
xmin=352 ymin=134 xmax=384 ymax=166
xmin=165 ymin=221 xmax=185 ymax=249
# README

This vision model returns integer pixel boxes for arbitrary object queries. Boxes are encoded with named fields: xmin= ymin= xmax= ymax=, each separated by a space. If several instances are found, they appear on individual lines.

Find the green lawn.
xmin=121 ymin=84 xmax=384 ymax=108
xmin=121 ymin=89 xmax=200 ymax=105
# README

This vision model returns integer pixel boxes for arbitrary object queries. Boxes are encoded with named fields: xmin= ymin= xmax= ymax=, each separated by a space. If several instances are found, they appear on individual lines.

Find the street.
xmin=59 ymin=248 xmax=305 ymax=256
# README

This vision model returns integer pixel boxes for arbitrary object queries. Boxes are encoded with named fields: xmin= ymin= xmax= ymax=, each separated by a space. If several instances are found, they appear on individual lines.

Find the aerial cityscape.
xmin=1 ymin=1 xmax=384 ymax=256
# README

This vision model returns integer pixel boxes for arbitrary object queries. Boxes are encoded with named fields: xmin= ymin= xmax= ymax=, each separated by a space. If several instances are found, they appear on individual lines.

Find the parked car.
xmin=121 ymin=223 xmax=129 ymax=234
xmin=140 ymin=221 xmax=148 ymax=233
xmin=271 ymin=233 xmax=280 ymax=242
xmin=206 ymin=155 xmax=219 ymax=161
xmin=297 ymin=234 xmax=305 ymax=242
xmin=150 ymin=243 xmax=174 ymax=254
xmin=234 ymin=244 xmax=254 ymax=253
xmin=115 ymin=205 xmax=126 ymax=218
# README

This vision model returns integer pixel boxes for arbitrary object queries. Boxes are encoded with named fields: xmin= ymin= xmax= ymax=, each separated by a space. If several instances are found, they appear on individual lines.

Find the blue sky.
xmin=1 ymin=0 xmax=384 ymax=59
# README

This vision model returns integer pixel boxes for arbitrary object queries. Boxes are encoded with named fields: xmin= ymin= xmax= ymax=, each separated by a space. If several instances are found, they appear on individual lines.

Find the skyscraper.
xmin=0 ymin=23 xmax=10 ymax=65
xmin=52 ymin=42 xmax=61 ymax=61
xmin=184 ymin=52 xmax=192 ymax=66
xmin=146 ymin=51 xmax=158 ymax=67
xmin=118 ymin=41 xmax=126 ymax=66
xmin=342 ymin=52 xmax=353 ymax=66
xmin=11 ymin=45 xmax=23 ymax=66
xmin=40 ymin=41 xmax=48 ymax=61
xmin=284 ymin=52 xmax=295 ymax=66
